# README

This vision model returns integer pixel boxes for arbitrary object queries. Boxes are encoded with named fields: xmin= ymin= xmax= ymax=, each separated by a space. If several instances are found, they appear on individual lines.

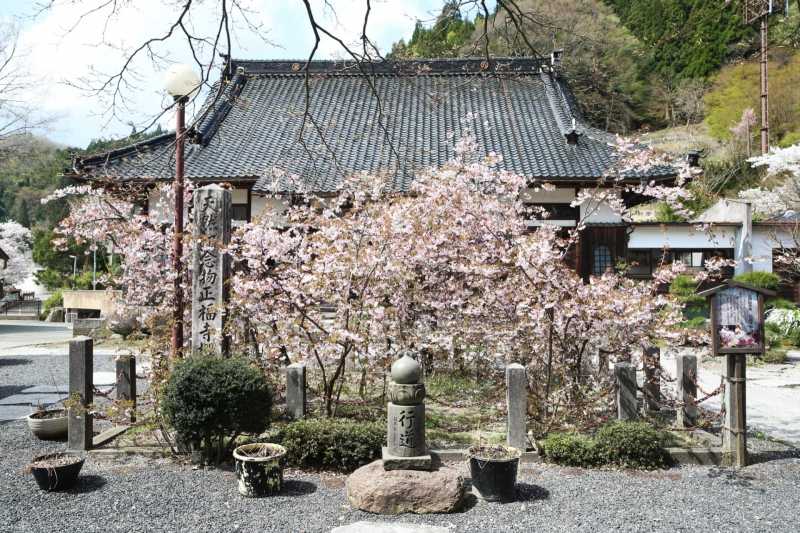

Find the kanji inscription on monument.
xmin=191 ymin=185 xmax=231 ymax=354
xmin=715 ymin=287 xmax=759 ymax=348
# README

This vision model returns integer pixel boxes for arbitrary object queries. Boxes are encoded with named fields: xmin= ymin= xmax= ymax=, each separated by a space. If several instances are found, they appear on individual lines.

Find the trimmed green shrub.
xmin=270 ymin=419 xmax=385 ymax=471
xmin=669 ymin=275 xmax=707 ymax=315
xmin=541 ymin=433 xmax=598 ymax=467
xmin=161 ymin=354 xmax=272 ymax=464
xmin=677 ymin=316 xmax=708 ymax=329
xmin=763 ymin=349 xmax=789 ymax=365
xmin=593 ymin=421 xmax=666 ymax=469
xmin=765 ymin=298 xmax=796 ymax=311
xmin=733 ymin=271 xmax=780 ymax=292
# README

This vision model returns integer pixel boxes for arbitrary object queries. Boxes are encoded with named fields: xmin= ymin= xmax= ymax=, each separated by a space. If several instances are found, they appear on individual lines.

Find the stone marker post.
xmin=676 ymin=353 xmax=698 ymax=428
xmin=286 ymin=363 xmax=306 ymax=419
xmin=506 ymin=364 xmax=527 ymax=451
xmin=384 ymin=351 xmax=430 ymax=471
xmin=614 ymin=362 xmax=637 ymax=421
xmin=191 ymin=185 xmax=232 ymax=355
xmin=722 ymin=353 xmax=748 ymax=467
xmin=116 ymin=355 xmax=136 ymax=423
xmin=68 ymin=336 xmax=93 ymax=451
xmin=643 ymin=346 xmax=661 ymax=414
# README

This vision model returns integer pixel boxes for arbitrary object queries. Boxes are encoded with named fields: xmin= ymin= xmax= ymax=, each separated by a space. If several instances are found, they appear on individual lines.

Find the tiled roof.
xmin=73 ymin=57 xmax=676 ymax=193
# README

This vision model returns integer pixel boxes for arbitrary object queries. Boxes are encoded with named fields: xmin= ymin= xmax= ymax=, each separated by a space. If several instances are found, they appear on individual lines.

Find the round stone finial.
xmin=391 ymin=351 xmax=422 ymax=384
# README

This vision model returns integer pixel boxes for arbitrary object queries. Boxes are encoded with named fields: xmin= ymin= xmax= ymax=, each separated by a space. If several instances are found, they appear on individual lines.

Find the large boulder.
xmin=346 ymin=460 xmax=465 ymax=515
xmin=106 ymin=310 xmax=139 ymax=336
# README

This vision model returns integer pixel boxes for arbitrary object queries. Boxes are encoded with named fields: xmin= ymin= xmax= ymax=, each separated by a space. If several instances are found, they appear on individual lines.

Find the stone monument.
xmin=191 ymin=184 xmax=231 ymax=355
xmin=346 ymin=351 xmax=465 ymax=515
xmin=384 ymin=351 xmax=431 ymax=470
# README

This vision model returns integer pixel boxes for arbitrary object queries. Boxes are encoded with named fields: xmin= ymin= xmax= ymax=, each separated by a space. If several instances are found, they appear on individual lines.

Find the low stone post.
xmin=676 ymin=354 xmax=698 ymax=428
xmin=642 ymin=347 xmax=661 ymax=414
xmin=116 ymin=355 xmax=137 ymax=423
xmin=68 ymin=336 xmax=93 ymax=451
xmin=506 ymin=363 xmax=527 ymax=451
xmin=722 ymin=353 xmax=748 ymax=467
xmin=286 ymin=363 xmax=306 ymax=419
xmin=614 ymin=362 xmax=637 ymax=421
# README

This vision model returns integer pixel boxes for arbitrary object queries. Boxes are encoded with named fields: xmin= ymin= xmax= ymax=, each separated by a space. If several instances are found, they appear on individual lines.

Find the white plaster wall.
xmin=147 ymin=189 xmax=181 ymax=224
xmin=628 ymin=225 xmax=740 ymax=249
xmin=526 ymin=220 xmax=576 ymax=228
xmin=579 ymin=189 xmax=622 ymax=223
xmin=751 ymin=225 xmax=798 ymax=273
xmin=230 ymin=189 xmax=249 ymax=204
xmin=251 ymin=196 xmax=290 ymax=219
xmin=519 ymin=187 xmax=575 ymax=203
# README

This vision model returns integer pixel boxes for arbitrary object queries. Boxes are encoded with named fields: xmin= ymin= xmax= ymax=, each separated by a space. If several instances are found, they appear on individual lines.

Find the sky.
xmin=2 ymin=0 xmax=447 ymax=148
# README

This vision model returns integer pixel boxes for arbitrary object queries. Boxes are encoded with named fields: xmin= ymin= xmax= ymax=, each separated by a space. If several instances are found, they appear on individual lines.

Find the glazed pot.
xmin=26 ymin=409 xmax=68 ymax=440
xmin=233 ymin=443 xmax=286 ymax=497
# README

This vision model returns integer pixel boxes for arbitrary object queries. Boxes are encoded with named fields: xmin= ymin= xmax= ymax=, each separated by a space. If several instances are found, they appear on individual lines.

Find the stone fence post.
xmin=68 ymin=336 xmax=93 ymax=451
xmin=642 ymin=347 xmax=661 ymax=414
xmin=506 ymin=364 xmax=526 ymax=451
xmin=286 ymin=363 xmax=306 ymax=419
xmin=614 ymin=362 xmax=637 ymax=421
xmin=116 ymin=355 xmax=137 ymax=423
xmin=676 ymin=354 xmax=698 ymax=428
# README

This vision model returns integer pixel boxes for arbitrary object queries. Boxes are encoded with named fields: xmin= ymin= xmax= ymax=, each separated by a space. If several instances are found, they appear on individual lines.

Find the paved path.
xmin=662 ymin=349 xmax=800 ymax=447
xmin=0 ymin=320 xmax=73 ymax=350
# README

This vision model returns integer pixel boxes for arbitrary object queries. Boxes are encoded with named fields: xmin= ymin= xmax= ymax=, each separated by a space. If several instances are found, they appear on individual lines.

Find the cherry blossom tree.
xmin=0 ymin=221 xmax=34 ymax=286
xmin=44 ymin=122 xmax=704 ymax=425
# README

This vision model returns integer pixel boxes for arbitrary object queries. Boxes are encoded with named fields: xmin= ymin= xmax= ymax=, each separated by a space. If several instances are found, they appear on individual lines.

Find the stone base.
xmin=382 ymin=447 xmax=431 ymax=471
xmin=347 ymin=460 xmax=465 ymax=515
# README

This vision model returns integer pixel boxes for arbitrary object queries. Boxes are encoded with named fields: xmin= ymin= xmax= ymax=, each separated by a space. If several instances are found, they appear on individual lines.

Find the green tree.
xmin=16 ymin=199 xmax=30 ymax=228
xmin=389 ymin=1 xmax=475 ymax=58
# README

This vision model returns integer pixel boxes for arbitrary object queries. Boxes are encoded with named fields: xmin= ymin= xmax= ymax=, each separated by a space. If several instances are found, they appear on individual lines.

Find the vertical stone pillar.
xmin=116 ymin=355 xmax=136 ymax=423
xmin=676 ymin=354 xmax=698 ymax=428
xmin=506 ymin=363 xmax=527 ymax=451
xmin=68 ymin=336 xmax=93 ymax=451
xmin=286 ymin=363 xmax=306 ymax=419
xmin=191 ymin=185 xmax=232 ymax=355
xmin=614 ymin=362 xmax=637 ymax=421
xmin=384 ymin=351 xmax=430 ymax=471
xmin=722 ymin=353 xmax=748 ymax=466
xmin=642 ymin=347 xmax=661 ymax=414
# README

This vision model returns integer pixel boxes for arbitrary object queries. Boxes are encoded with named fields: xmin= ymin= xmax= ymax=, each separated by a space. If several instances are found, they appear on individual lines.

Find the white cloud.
xmin=8 ymin=0 xmax=438 ymax=148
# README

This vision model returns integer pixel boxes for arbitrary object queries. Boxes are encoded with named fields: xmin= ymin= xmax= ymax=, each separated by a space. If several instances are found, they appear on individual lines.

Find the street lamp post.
xmin=164 ymin=64 xmax=200 ymax=356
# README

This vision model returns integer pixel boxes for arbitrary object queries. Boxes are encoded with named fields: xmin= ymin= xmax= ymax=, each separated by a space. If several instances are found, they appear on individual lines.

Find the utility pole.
xmin=744 ymin=0 xmax=791 ymax=154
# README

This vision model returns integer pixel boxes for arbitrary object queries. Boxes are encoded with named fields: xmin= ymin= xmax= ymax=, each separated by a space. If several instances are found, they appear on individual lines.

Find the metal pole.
xmin=92 ymin=240 xmax=97 ymax=290
xmin=172 ymin=99 xmax=186 ymax=355
xmin=760 ymin=13 xmax=769 ymax=154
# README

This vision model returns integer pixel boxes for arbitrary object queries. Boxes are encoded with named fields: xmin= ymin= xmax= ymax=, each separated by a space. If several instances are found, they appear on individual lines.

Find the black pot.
xmin=28 ymin=452 xmax=87 ymax=491
xmin=233 ymin=443 xmax=286 ymax=497
xmin=467 ymin=446 xmax=521 ymax=502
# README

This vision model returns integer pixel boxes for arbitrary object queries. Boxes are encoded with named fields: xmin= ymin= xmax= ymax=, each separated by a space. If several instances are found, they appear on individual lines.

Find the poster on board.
xmin=716 ymin=287 xmax=759 ymax=348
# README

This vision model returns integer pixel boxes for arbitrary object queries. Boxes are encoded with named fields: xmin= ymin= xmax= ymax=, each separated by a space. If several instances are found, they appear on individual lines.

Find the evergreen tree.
xmin=16 ymin=200 xmax=30 ymax=229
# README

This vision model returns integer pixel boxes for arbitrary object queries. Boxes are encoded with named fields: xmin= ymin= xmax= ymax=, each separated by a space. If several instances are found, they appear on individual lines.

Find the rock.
xmin=346 ymin=460 xmax=465 ymax=515
xmin=110 ymin=333 xmax=124 ymax=340
xmin=106 ymin=310 xmax=138 ymax=336
xmin=331 ymin=522 xmax=451 ymax=533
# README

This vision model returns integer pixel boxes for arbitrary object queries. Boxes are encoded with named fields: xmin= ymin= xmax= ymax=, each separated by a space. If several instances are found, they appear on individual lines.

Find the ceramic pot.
xmin=233 ymin=443 xmax=286 ymax=497
xmin=26 ymin=409 xmax=68 ymax=440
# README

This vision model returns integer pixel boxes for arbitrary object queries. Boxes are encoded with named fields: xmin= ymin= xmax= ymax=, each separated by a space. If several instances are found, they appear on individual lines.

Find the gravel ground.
xmin=3 ymin=352 xmax=800 ymax=532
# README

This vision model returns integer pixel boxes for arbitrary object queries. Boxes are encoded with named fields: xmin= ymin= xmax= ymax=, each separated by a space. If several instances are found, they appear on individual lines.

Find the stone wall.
xmin=73 ymin=318 xmax=106 ymax=337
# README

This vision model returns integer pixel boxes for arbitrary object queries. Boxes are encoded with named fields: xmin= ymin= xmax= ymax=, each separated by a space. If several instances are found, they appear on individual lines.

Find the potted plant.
xmin=232 ymin=443 xmax=286 ymax=497
xmin=466 ymin=442 xmax=522 ymax=503
xmin=27 ymin=451 xmax=87 ymax=491
xmin=26 ymin=403 xmax=68 ymax=440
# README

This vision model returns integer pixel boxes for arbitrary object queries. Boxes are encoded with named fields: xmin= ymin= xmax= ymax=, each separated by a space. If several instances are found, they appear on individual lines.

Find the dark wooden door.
xmin=579 ymin=226 xmax=628 ymax=281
